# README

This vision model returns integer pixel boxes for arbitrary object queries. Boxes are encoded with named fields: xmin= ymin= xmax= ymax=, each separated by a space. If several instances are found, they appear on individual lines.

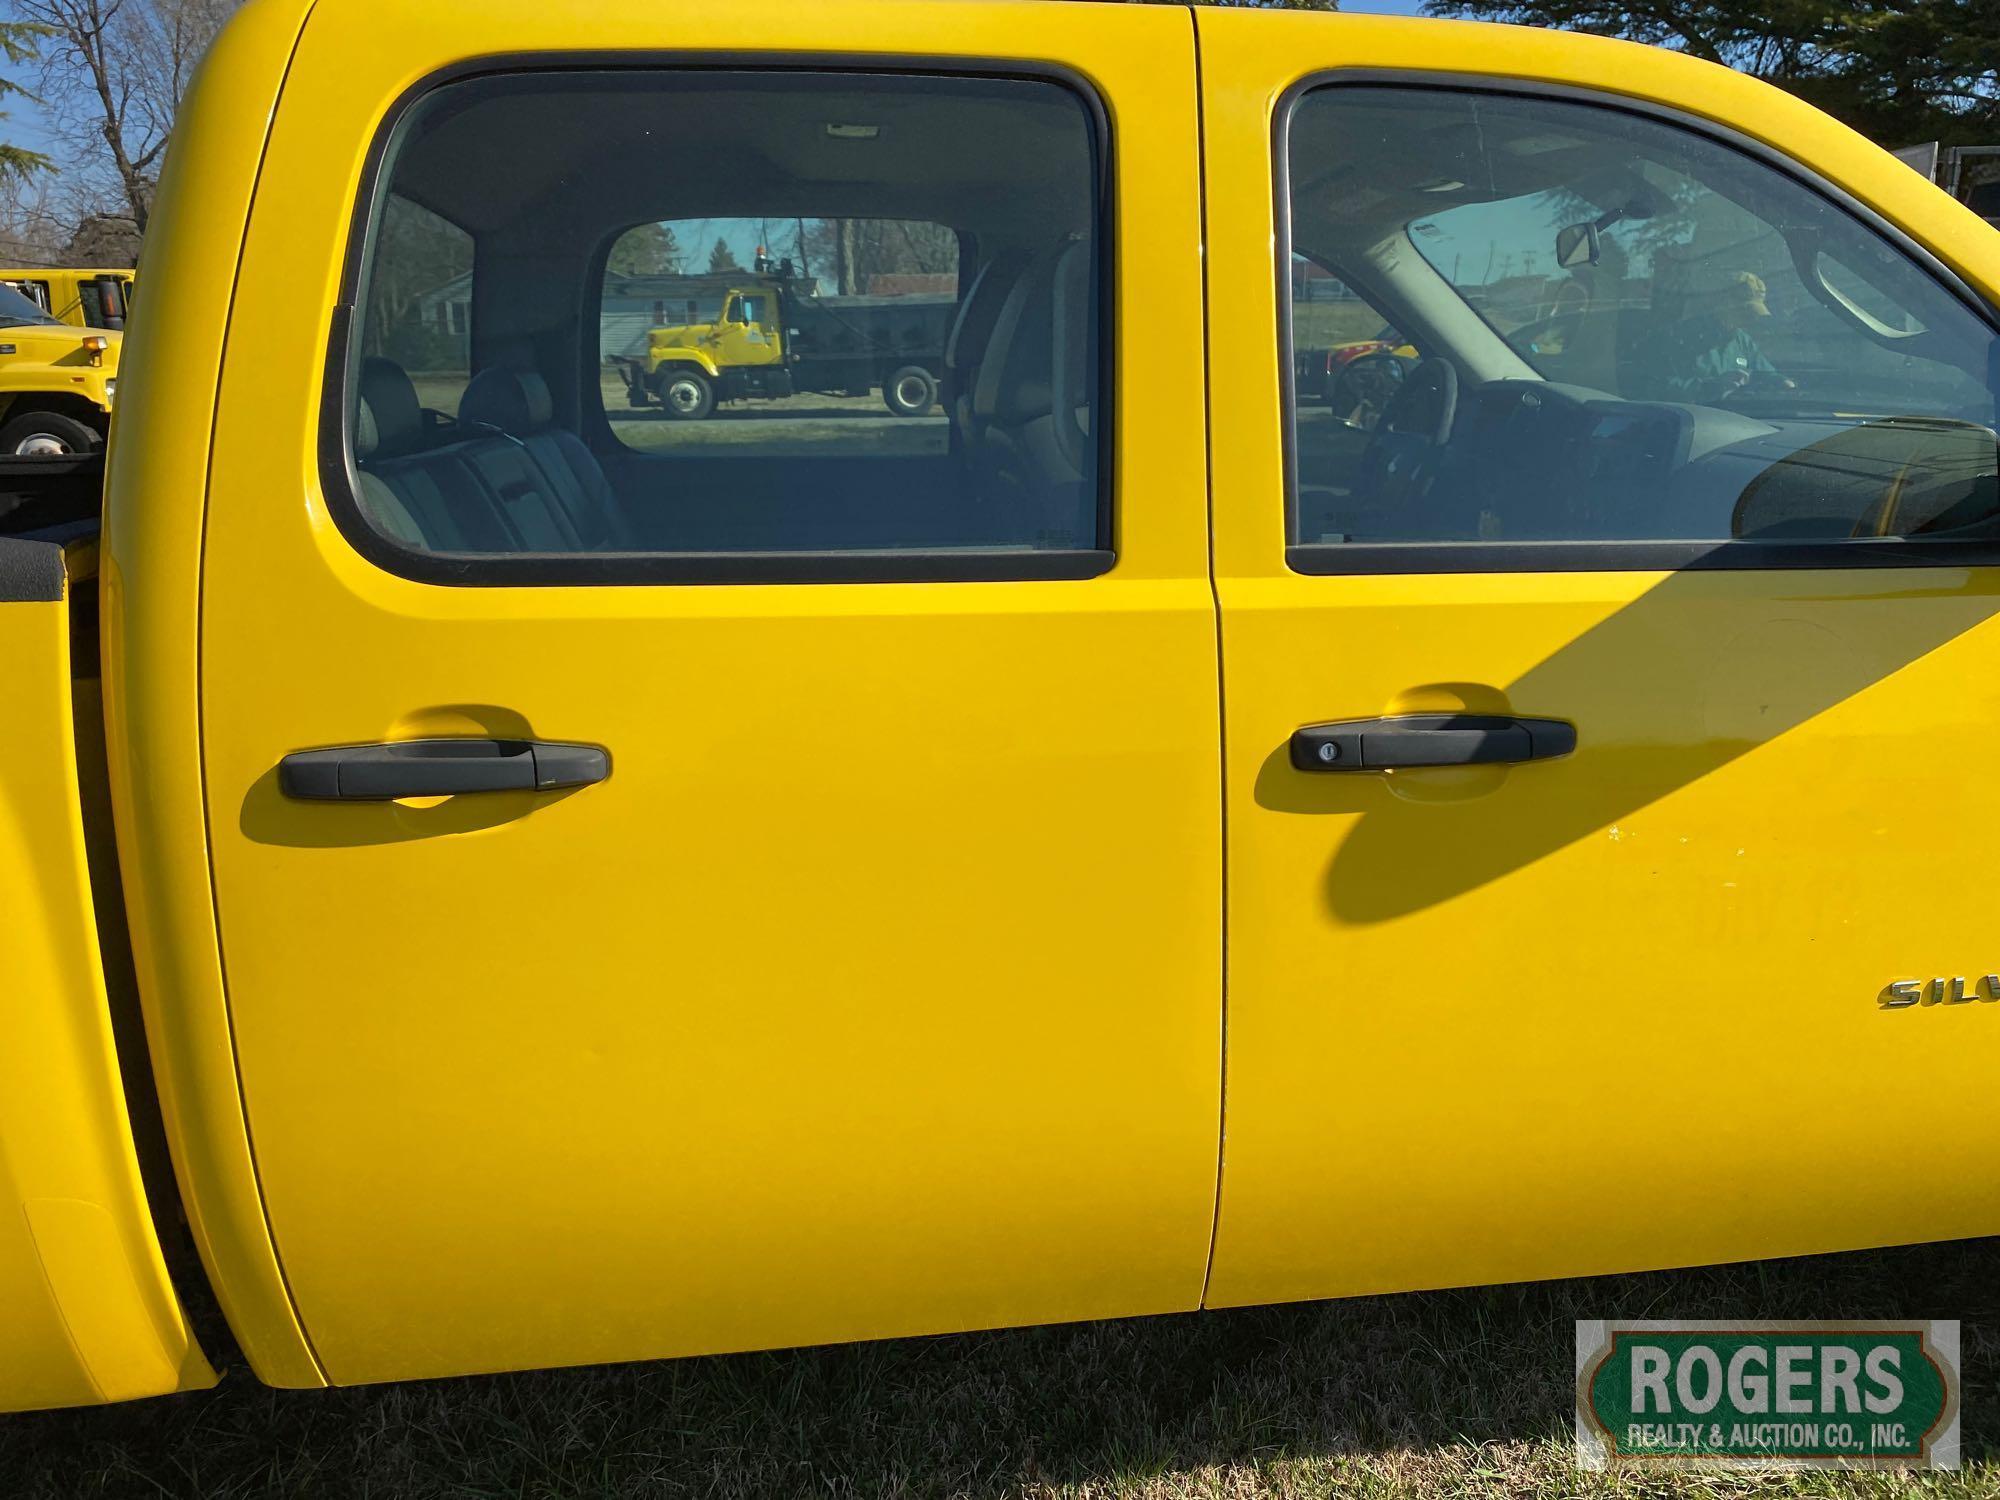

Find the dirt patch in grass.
xmin=2 ymin=1239 xmax=1992 ymax=1498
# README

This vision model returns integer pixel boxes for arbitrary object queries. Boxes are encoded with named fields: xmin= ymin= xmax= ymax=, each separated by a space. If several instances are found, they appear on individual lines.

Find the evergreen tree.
xmin=0 ymin=22 xmax=54 ymax=185
xmin=608 ymin=222 xmax=682 ymax=276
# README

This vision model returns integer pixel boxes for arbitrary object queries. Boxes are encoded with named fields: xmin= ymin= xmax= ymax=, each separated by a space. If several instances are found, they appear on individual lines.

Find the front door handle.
xmin=278 ymin=737 xmax=609 ymax=801
xmin=1289 ymin=715 xmax=1575 ymax=772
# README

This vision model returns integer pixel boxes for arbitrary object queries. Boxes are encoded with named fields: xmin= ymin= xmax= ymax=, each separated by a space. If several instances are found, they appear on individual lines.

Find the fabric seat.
xmin=458 ymin=368 xmax=634 ymax=550
xmin=354 ymin=358 xmax=517 ymax=551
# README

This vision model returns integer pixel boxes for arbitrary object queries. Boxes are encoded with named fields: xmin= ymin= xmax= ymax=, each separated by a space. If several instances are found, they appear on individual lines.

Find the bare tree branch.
xmin=9 ymin=0 xmax=237 ymax=230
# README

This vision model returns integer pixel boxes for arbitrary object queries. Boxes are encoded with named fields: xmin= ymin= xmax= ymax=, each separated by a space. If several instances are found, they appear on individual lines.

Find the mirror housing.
xmin=1556 ymin=221 xmax=1600 ymax=269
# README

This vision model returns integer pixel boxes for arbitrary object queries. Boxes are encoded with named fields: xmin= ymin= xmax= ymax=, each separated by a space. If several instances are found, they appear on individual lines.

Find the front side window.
xmin=1283 ymin=84 xmax=2000 ymax=561
xmin=338 ymin=69 xmax=1106 ymax=581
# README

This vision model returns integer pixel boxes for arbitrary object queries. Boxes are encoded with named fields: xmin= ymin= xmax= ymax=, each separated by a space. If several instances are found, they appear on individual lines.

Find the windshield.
xmin=1399 ymin=107 xmax=1990 ymax=420
xmin=0 ymin=281 xmax=61 ymax=329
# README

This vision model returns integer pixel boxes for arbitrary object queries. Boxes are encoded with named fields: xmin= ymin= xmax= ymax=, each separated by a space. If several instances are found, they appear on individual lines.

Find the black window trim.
xmin=320 ymin=53 xmax=1117 ymax=588
xmin=1275 ymin=71 xmax=2000 ymax=576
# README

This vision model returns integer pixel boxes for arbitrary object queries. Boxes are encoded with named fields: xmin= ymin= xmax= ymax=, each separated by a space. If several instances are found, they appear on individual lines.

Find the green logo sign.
xmin=1576 ymin=1321 xmax=1959 ymax=1470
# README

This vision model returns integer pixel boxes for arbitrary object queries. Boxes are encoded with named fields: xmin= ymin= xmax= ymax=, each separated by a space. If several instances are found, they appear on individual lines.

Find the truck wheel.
xmin=883 ymin=366 xmax=937 ymax=418
xmin=656 ymin=368 xmax=715 ymax=421
xmin=1 ymin=411 xmax=103 ymax=456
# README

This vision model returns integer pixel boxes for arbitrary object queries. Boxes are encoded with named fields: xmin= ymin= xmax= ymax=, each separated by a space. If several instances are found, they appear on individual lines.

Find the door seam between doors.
xmin=1189 ymin=1 xmax=1231 ymax=1312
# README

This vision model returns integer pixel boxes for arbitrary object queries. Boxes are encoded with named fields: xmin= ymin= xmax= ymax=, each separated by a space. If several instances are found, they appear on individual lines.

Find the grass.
xmin=2 ymin=1238 xmax=1993 ymax=1499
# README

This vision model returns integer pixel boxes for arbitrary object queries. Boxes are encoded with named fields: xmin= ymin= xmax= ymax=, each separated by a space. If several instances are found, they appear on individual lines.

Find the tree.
xmin=360 ymin=194 xmax=471 ymax=372
xmin=608 ymin=221 xmax=681 ymax=276
xmin=11 ymin=0 xmax=237 ymax=231
xmin=706 ymin=235 xmax=740 ymax=273
xmin=802 ymin=216 xmax=958 ymax=295
xmin=0 ymin=20 xmax=53 ymax=184
xmin=1420 ymin=0 xmax=1998 ymax=145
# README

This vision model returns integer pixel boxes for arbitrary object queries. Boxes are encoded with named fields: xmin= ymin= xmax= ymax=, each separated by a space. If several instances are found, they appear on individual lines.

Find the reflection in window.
xmin=1284 ymin=86 xmax=2000 ymax=553
xmin=600 ymin=219 xmax=960 ymax=449
xmin=341 ymin=70 xmax=1107 ymax=573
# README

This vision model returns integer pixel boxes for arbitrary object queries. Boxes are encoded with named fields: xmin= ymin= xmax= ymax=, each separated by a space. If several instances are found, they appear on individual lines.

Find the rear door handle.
xmin=1290 ymin=715 xmax=1575 ymax=772
xmin=278 ymin=737 xmax=609 ymax=801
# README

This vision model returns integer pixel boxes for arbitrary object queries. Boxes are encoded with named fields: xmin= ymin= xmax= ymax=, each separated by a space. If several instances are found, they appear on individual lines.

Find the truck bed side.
xmin=0 ymin=528 xmax=216 ymax=1413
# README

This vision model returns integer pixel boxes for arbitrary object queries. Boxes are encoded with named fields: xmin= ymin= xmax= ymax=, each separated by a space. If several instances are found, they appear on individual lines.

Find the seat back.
xmin=460 ymin=367 xmax=633 ymax=550
xmin=965 ymin=237 xmax=1096 ymax=544
xmin=355 ymin=358 xmax=516 ymax=551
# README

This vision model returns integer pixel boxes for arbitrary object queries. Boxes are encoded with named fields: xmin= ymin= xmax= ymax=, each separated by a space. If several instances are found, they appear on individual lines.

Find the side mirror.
xmin=92 ymin=275 xmax=127 ymax=329
xmin=1556 ymin=221 xmax=1600 ymax=269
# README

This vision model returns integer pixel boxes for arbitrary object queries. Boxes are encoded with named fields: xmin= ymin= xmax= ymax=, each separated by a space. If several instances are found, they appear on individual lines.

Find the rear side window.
xmin=1281 ymin=83 xmax=2000 ymax=568
xmin=360 ymin=196 xmax=474 ymax=418
xmin=334 ymin=69 xmax=1108 ymax=583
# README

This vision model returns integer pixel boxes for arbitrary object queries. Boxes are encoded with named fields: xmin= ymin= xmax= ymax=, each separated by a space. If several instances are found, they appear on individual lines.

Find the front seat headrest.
xmin=460 ymin=367 xmax=555 ymax=436
xmin=356 ymin=357 xmax=423 ymax=460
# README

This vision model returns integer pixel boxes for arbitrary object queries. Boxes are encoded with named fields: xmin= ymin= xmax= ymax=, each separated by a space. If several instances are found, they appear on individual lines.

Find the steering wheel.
xmin=1378 ymin=357 xmax=1459 ymax=446
xmin=1327 ymin=349 xmax=1410 ymax=431
xmin=1351 ymin=358 xmax=1460 ymax=521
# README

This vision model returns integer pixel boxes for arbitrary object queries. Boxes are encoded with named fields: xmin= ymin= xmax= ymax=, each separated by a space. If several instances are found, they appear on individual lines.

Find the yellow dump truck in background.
xmin=0 ymin=267 xmax=134 ymax=330
xmin=611 ymin=262 xmax=951 ymax=419
xmin=0 ymin=280 xmax=118 ymax=455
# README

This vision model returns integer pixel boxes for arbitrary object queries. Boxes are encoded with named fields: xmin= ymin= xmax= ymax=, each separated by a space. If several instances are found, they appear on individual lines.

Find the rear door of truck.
xmin=189 ymin=0 xmax=1219 ymax=1388
xmin=1196 ymin=8 xmax=2000 ymax=1308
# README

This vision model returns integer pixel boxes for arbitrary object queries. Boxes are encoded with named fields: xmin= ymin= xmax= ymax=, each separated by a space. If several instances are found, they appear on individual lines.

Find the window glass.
xmin=1285 ymin=86 xmax=2000 ymax=553
xmin=359 ymin=196 xmax=474 ymax=418
xmin=342 ymin=70 xmax=1104 ymax=574
xmin=599 ymin=218 xmax=959 ymax=459
xmin=1289 ymin=253 xmax=1419 ymax=433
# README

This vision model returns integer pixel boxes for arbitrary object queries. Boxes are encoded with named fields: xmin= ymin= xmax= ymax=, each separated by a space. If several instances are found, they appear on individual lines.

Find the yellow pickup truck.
xmin=5 ymin=0 xmax=1999 ymax=1416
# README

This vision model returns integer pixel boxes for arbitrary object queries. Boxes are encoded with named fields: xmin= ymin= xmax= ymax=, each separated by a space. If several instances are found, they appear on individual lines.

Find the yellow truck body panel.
xmin=99 ymin=0 xmax=329 ymax=1392
xmin=0 ymin=536 xmax=215 ymax=1413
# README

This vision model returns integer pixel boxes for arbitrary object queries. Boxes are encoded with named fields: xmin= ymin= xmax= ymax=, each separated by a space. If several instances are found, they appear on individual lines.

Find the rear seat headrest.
xmin=357 ymin=357 xmax=423 ymax=460
xmin=460 ymin=367 xmax=555 ymax=436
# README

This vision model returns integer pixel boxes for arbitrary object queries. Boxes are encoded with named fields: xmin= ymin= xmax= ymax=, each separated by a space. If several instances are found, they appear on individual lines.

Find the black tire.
xmin=654 ymin=367 xmax=715 ymax=421
xmin=882 ymin=365 xmax=937 ymax=418
xmin=1 ymin=410 xmax=103 ymax=457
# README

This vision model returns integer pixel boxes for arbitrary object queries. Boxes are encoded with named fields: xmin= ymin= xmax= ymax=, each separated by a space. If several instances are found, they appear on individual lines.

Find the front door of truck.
xmin=198 ymin=0 xmax=1217 ymax=1386
xmin=1198 ymin=9 xmax=2000 ymax=1307
xmin=719 ymin=292 xmax=781 ymax=374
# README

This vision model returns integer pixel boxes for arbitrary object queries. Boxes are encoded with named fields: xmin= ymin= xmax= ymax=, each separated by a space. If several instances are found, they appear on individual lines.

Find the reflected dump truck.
xmin=609 ymin=262 xmax=952 ymax=419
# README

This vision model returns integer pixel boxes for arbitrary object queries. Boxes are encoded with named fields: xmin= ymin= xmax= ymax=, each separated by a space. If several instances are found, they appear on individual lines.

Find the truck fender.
xmin=647 ymin=348 xmax=721 ymax=381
